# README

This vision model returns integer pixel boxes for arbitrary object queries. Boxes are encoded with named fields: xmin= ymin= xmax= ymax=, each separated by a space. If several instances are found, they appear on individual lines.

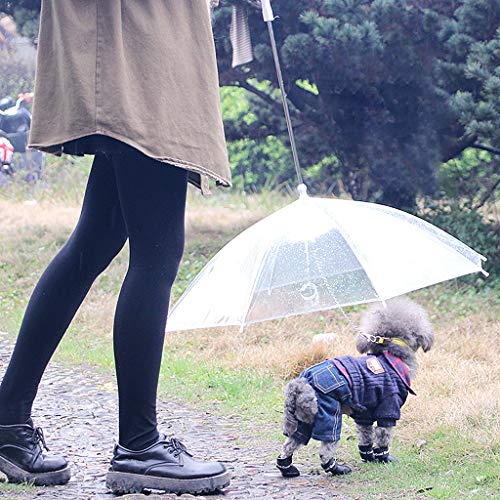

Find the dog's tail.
xmin=283 ymin=378 xmax=318 ymax=436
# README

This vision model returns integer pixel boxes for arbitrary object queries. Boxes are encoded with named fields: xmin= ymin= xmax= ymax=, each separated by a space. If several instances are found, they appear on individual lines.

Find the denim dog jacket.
xmin=289 ymin=360 xmax=352 ymax=444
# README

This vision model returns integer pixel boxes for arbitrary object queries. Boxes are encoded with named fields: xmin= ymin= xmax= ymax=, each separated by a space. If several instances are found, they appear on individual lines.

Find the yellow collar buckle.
xmin=362 ymin=333 xmax=411 ymax=350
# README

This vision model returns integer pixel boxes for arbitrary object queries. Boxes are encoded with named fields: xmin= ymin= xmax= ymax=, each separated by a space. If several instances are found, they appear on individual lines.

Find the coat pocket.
xmin=312 ymin=365 xmax=346 ymax=394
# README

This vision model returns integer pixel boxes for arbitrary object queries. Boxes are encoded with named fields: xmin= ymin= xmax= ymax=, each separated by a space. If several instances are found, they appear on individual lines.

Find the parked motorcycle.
xmin=0 ymin=96 xmax=14 ymax=111
xmin=0 ymin=93 xmax=32 ymax=152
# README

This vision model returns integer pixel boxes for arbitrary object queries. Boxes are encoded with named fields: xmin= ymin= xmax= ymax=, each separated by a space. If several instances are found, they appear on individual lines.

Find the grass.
xmin=0 ymin=164 xmax=499 ymax=497
xmin=0 ymin=480 xmax=36 ymax=497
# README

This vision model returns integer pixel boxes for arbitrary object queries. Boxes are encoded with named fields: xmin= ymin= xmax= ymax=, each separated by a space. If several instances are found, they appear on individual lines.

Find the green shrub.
xmin=421 ymin=200 xmax=499 ymax=287
xmin=438 ymin=149 xmax=498 ymax=209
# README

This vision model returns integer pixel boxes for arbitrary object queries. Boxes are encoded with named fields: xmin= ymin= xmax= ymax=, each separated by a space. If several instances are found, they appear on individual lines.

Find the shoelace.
xmin=166 ymin=438 xmax=188 ymax=457
xmin=32 ymin=426 xmax=49 ymax=451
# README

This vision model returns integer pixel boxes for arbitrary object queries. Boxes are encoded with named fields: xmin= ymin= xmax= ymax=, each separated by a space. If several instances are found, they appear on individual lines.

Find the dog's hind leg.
xmin=276 ymin=437 xmax=302 ymax=478
xmin=280 ymin=436 xmax=303 ymax=458
xmin=356 ymin=423 xmax=374 ymax=446
xmin=373 ymin=426 xmax=397 ymax=463
xmin=356 ymin=423 xmax=375 ymax=462
xmin=319 ymin=440 xmax=339 ymax=465
xmin=374 ymin=426 xmax=393 ymax=448
xmin=319 ymin=441 xmax=352 ymax=475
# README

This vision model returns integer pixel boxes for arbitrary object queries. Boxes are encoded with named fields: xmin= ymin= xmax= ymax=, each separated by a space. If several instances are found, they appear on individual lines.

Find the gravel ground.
xmin=0 ymin=334 xmax=355 ymax=500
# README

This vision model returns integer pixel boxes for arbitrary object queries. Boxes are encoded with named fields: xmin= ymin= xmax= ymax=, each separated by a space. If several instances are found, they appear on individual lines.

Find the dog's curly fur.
xmin=356 ymin=297 xmax=434 ymax=378
xmin=283 ymin=378 xmax=317 ymax=436
xmin=277 ymin=297 xmax=434 ymax=476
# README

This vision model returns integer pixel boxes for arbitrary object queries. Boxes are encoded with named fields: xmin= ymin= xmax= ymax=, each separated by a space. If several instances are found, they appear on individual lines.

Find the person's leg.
xmin=106 ymin=151 xmax=230 ymax=495
xmin=0 ymin=154 xmax=127 ymax=424
xmin=110 ymin=150 xmax=188 ymax=451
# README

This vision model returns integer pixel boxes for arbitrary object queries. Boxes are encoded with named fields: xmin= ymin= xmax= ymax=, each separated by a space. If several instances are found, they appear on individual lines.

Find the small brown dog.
xmin=277 ymin=297 xmax=434 ymax=477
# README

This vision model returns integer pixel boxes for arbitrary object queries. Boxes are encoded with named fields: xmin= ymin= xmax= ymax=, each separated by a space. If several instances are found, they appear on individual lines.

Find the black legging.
xmin=0 ymin=148 xmax=188 ymax=450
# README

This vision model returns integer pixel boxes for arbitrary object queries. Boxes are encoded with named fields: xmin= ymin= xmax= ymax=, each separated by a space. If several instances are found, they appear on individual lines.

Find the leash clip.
xmin=366 ymin=334 xmax=386 ymax=344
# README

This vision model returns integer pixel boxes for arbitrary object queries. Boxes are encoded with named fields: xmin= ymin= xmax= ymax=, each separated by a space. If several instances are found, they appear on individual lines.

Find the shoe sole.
xmin=0 ymin=455 xmax=71 ymax=486
xmin=106 ymin=469 xmax=231 ymax=495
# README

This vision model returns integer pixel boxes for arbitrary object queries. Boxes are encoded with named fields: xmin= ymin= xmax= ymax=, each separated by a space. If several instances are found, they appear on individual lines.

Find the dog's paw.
xmin=321 ymin=458 xmax=352 ymax=475
xmin=373 ymin=447 xmax=398 ymax=463
xmin=276 ymin=456 xmax=301 ymax=478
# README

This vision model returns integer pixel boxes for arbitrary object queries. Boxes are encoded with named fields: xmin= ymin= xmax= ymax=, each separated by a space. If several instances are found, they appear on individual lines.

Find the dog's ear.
xmin=407 ymin=300 xmax=434 ymax=353
xmin=418 ymin=326 xmax=435 ymax=353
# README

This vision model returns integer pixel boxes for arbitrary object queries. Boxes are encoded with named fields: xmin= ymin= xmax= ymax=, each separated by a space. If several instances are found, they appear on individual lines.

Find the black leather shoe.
xmin=106 ymin=434 xmax=230 ymax=495
xmin=321 ymin=457 xmax=352 ymax=475
xmin=0 ymin=419 xmax=70 ymax=486
xmin=276 ymin=455 xmax=300 ymax=477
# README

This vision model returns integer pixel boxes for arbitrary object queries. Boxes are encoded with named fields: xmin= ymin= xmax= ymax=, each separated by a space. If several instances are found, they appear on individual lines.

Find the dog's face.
xmin=357 ymin=298 xmax=434 ymax=355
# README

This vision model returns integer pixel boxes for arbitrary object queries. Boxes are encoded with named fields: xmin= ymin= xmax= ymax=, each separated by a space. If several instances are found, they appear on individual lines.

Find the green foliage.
xmin=220 ymin=86 xmax=294 ymax=189
xmin=421 ymin=199 xmax=499 ymax=285
xmin=214 ymin=0 xmax=499 ymax=210
xmin=3 ymin=0 xmax=498 ymax=213
xmin=438 ymin=148 xmax=499 ymax=209
xmin=438 ymin=0 xmax=500 ymax=149
xmin=429 ymin=147 xmax=499 ymax=287
xmin=227 ymin=136 xmax=291 ymax=190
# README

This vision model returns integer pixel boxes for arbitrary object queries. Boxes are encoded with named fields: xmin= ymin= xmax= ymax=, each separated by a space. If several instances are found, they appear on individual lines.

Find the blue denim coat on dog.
xmin=335 ymin=353 xmax=412 ymax=428
xmin=289 ymin=353 xmax=413 ymax=444
xmin=291 ymin=360 xmax=353 ymax=444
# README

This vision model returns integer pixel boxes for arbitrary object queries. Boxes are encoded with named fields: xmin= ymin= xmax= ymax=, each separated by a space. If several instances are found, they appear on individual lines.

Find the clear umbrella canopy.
xmin=166 ymin=188 xmax=487 ymax=332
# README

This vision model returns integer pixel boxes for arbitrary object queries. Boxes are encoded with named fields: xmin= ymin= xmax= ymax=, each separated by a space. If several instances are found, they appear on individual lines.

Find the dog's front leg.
xmin=319 ymin=441 xmax=351 ymax=475
xmin=356 ymin=423 xmax=375 ymax=462
xmin=373 ymin=426 xmax=397 ymax=462
xmin=276 ymin=437 xmax=302 ymax=477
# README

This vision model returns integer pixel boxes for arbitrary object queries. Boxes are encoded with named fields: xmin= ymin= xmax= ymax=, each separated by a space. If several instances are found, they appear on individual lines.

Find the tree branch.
xmin=471 ymin=143 xmax=500 ymax=156
xmin=473 ymin=178 xmax=500 ymax=210
xmin=441 ymin=134 xmax=477 ymax=162
xmin=231 ymin=80 xmax=289 ymax=115
xmin=223 ymin=119 xmax=281 ymax=141
xmin=287 ymin=84 xmax=320 ymax=113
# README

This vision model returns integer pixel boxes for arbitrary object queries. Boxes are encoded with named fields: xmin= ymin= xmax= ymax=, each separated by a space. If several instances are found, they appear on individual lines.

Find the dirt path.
xmin=0 ymin=334 xmax=355 ymax=500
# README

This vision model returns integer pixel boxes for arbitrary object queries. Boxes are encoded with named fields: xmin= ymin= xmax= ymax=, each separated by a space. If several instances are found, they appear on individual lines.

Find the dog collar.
xmin=361 ymin=333 xmax=412 ymax=350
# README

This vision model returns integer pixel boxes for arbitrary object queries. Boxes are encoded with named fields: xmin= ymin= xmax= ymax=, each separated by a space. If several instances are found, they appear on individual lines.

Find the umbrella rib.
xmin=415 ymin=220 xmax=487 ymax=276
xmin=240 ymin=245 xmax=273 ymax=329
xmin=320 ymin=204 xmax=386 ymax=301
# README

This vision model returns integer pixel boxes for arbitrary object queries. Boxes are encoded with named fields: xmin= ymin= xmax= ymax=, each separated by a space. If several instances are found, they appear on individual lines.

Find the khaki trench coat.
xmin=29 ymin=0 xmax=231 ymax=193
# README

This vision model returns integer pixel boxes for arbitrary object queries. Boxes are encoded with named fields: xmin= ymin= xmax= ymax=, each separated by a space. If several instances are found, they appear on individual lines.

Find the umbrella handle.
xmin=261 ymin=0 xmax=275 ymax=22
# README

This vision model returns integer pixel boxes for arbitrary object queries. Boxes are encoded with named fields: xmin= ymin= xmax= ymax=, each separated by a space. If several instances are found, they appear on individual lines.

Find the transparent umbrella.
xmin=166 ymin=185 xmax=487 ymax=332
xmin=166 ymin=0 xmax=488 ymax=332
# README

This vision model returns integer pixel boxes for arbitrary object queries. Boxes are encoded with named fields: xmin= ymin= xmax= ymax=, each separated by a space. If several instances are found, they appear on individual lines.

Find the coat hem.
xmin=28 ymin=130 xmax=232 ymax=196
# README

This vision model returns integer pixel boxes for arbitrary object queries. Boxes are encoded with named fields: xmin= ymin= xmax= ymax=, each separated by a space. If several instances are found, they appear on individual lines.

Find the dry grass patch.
xmin=0 ymin=199 xmax=80 ymax=233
